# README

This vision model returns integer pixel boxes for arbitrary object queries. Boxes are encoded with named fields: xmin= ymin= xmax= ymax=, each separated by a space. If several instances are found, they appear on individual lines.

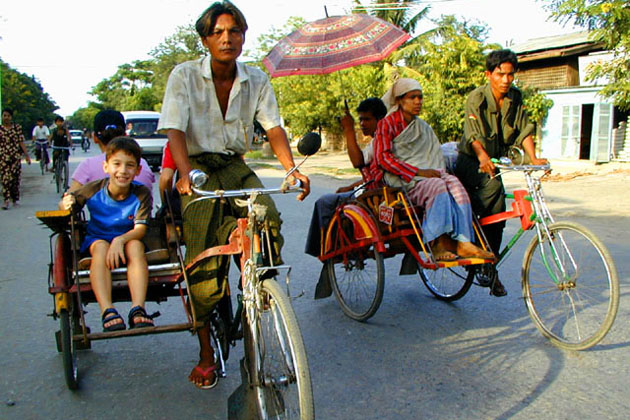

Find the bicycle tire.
xmin=62 ymin=160 xmax=69 ymax=191
xmin=60 ymin=309 xmax=79 ymax=389
xmin=326 ymin=213 xmax=385 ymax=321
xmin=419 ymin=264 xmax=474 ymax=301
xmin=522 ymin=221 xmax=619 ymax=350
xmin=251 ymin=279 xmax=314 ymax=420
xmin=55 ymin=160 xmax=62 ymax=194
xmin=40 ymin=153 xmax=45 ymax=175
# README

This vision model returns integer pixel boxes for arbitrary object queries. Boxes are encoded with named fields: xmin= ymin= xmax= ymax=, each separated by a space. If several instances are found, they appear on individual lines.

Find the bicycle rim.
xmin=253 ymin=279 xmax=314 ymax=420
xmin=522 ymin=221 xmax=619 ymax=350
xmin=419 ymin=264 xmax=474 ymax=301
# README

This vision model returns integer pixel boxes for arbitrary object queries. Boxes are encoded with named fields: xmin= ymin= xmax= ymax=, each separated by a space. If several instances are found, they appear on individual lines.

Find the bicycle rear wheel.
xmin=522 ymin=221 xmax=619 ymax=350
xmin=419 ymin=264 xmax=474 ymax=301
xmin=60 ymin=309 xmax=79 ymax=389
xmin=252 ymin=279 xmax=314 ymax=420
xmin=326 ymin=212 xmax=384 ymax=321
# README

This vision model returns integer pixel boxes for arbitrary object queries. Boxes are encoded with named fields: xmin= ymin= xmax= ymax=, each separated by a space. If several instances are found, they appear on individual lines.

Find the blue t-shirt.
xmin=73 ymin=178 xmax=152 ymax=253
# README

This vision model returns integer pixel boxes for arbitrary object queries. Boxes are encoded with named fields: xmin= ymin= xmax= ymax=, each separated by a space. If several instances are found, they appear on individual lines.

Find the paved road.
xmin=1 ymin=151 xmax=629 ymax=419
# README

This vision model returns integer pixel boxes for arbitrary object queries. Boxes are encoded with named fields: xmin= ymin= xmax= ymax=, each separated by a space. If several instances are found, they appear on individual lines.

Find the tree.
xmin=1 ymin=59 xmax=58 ymax=133
xmin=398 ymin=16 xmax=499 ymax=142
xmin=544 ymin=0 xmax=630 ymax=110
xmin=148 ymin=24 xmax=205 ymax=110
xmin=90 ymin=59 xmax=158 ymax=111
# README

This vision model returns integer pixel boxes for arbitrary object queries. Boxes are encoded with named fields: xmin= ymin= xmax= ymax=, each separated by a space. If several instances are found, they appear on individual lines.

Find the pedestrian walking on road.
xmin=0 ymin=108 xmax=31 ymax=209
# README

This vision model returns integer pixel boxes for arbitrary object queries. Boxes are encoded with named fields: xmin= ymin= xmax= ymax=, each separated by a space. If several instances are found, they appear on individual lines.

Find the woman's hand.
xmin=60 ymin=192 xmax=75 ymax=211
xmin=417 ymin=169 xmax=441 ymax=178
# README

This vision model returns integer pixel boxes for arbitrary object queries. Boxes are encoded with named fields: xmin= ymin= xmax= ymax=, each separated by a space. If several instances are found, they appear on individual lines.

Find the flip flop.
xmin=191 ymin=365 xmax=218 ymax=389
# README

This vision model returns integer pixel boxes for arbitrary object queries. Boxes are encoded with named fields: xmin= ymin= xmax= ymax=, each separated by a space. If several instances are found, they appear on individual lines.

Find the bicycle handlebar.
xmin=189 ymin=170 xmax=303 ymax=200
xmin=491 ymin=157 xmax=550 ymax=172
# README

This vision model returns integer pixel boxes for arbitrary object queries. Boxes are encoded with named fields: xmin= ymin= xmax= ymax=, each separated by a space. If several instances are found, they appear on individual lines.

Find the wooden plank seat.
xmin=355 ymin=187 xmax=424 ymax=233
xmin=76 ymin=249 xmax=180 ymax=282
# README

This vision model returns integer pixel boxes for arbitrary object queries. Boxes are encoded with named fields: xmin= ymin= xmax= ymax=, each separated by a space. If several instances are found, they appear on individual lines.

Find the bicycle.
xmin=320 ymin=154 xmax=618 ymax=350
xmin=81 ymin=135 xmax=90 ymax=152
xmin=181 ymin=168 xmax=315 ymax=419
xmin=51 ymin=145 xmax=71 ymax=194
xmin=35 ymin=139 xmax=50 ymax=175
xmin=468 ymin=158 xmax=619 ymax=350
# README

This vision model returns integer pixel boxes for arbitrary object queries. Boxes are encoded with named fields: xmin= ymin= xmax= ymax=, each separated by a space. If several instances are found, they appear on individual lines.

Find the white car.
xmin=122 ymin=111 xmax=167 ymax=171
xmin=69 ymin=129 xmax=83 ymax=145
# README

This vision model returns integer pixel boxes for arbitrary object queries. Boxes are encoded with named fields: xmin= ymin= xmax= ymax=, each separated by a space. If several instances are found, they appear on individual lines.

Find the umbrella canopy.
xmin=262 ymin=14 xmax=411 ymax=77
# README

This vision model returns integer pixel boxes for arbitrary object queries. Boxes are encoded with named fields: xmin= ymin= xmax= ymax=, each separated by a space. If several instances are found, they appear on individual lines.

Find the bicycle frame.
xmin=185 ymin=182 xmax=301 ymax=378
xmin=479 ymin=164 xmax=577 ymax=286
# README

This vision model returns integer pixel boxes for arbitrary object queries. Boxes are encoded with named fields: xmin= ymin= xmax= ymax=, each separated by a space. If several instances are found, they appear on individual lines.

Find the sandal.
xmin=128 ymin=305 xmax=155 ymax=329
xmin=102 ymin=308 xmax=126 ymax=332
xmin=190 ymin=365 xmax=218 ymax=389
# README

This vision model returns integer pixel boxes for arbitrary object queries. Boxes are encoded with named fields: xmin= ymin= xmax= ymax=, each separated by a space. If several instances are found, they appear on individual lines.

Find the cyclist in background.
xmin=50 ymin=116 xmax=71 ymax=171
xmin=32 ymin=118 xmax=51 ymax=171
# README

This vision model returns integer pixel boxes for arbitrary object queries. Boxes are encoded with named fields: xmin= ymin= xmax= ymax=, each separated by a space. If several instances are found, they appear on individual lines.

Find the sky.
xmin=1 ymin=0 xmax=578 ymax=116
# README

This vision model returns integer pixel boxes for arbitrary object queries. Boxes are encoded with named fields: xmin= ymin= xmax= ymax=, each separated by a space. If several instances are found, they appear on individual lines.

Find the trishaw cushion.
xmin=78 ymin=248 xmax=171 ymax=270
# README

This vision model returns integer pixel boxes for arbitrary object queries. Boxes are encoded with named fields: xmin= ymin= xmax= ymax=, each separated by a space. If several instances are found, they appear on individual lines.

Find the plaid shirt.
xmin=369 ymin=109 xmax=419 ymax=185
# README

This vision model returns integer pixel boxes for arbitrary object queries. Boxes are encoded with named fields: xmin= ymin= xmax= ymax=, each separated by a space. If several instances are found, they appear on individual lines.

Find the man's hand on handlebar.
xmin=478 ymin=154 xmax=496 ymax=176
xmin=293 ymin=171 xmax=310 ymax=201
xmin=530 ymin=157 xmax=548 ymax=166
xmin=176 ymin=175 xmax=193 ymax=196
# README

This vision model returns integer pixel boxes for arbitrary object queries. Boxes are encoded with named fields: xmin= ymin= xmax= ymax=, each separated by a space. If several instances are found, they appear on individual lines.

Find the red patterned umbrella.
xmin=262 ymin=14 xmax=411 ymax=77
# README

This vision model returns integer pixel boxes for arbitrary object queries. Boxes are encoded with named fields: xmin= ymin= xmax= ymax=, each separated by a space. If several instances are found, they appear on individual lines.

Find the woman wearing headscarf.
xmin=371 ymin=78 xmax=493 ymax=261
xmin=0 ymin=109 xmax=31 ymax=209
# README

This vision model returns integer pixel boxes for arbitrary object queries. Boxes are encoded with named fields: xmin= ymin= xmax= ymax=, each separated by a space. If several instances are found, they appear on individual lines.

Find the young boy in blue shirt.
xmin=59 ymin=137 xmax=154 ymax=331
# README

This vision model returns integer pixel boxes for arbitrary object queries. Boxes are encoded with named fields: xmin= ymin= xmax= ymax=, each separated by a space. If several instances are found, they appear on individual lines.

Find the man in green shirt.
xmin=455 ymin=49 xmax=547 ymax=296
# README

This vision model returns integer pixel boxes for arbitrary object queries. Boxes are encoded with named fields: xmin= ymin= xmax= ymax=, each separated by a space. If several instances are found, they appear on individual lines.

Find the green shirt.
xmin=458 ymin=83 xmax=534 ymax=159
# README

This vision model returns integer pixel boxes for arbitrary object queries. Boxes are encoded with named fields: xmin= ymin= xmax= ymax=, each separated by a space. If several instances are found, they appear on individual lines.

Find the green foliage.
xmin=352 ymin=0 xmax=430 ymax=34
xmin=396 ymin=16 xmax=498 ymax=142
xmin=88 ymin=25 xmax=204 ymax=113
xmin=67 ymin=106 xmax=102 ymax=131
xmin=544 ymin=0 xmax=630 ymax=110
xmin=519 ymin=84 xmax=555 ymax=126
xmin=148 ymin=24 xmax=205 ymax=110
xmin=1 ymin=59 xmax=58 ymax=134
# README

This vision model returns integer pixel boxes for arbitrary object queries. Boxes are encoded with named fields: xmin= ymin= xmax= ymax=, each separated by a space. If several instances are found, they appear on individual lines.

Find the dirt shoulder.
xmin=248 ymin=151 xmax=630 ymax=218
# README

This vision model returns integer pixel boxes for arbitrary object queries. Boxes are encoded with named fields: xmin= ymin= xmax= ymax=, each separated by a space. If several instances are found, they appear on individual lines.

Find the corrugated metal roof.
xmin=512 ymin=31 xmax=595 ymax=54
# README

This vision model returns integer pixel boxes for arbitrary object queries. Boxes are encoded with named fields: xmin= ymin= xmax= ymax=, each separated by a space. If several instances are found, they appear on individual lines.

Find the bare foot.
xmin=431 ymin=235 xmax=458 ymax=261
xmin=456 ymin=242 xmax=495 ymax=260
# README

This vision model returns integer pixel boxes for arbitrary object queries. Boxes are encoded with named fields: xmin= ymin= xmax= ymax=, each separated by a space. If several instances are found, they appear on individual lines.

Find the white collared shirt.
xmin=158 ymin=56 xmax=282 ymax=156
xmin=32 ymin=125 xmax=50 ymax=140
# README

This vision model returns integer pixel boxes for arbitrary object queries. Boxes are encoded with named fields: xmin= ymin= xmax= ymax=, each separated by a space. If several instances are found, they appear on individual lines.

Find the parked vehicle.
xmin=122 ymin=111 xmax=167 ymax=171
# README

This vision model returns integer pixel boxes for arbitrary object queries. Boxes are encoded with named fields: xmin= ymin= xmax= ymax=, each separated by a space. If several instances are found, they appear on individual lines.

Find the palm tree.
xmin=352 ymin=0 xmax=430 ymax=34
xmin=351 ymin=0 xmax=437 ymax=80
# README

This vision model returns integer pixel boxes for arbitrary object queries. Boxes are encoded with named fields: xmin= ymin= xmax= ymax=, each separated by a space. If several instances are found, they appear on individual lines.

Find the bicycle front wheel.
xmin=522 ymin=221 xmax=619 ymax=350
xmin=253 ymin=279 xmax=314 ymax=420
xmin=55 ymin=161 xmax=62 ymax=194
